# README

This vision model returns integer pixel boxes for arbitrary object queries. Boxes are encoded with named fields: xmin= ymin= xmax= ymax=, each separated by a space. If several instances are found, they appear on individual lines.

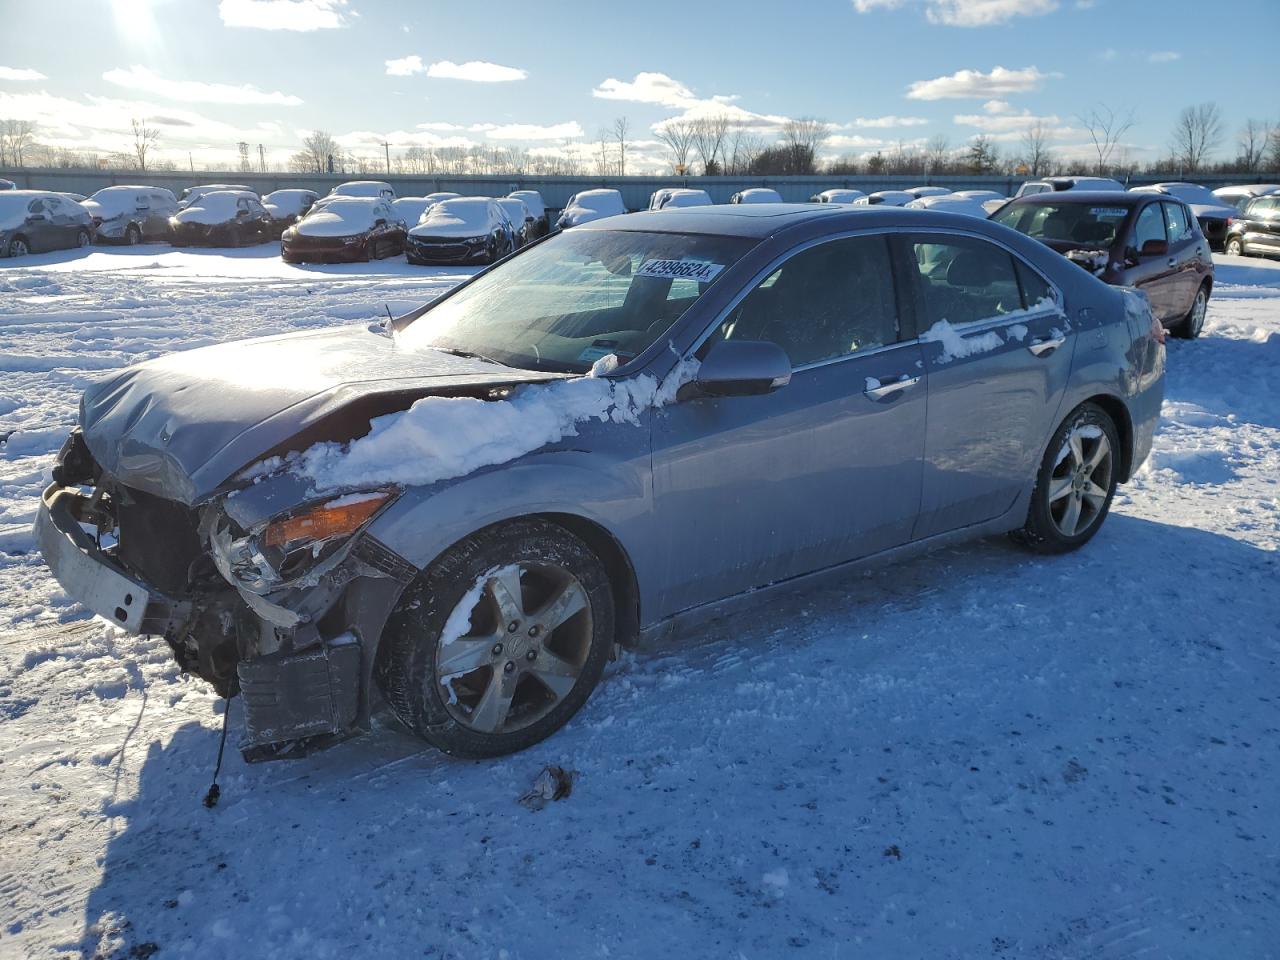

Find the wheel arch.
xmin=534 ymin=511 xmax=641 ymax=650
xmin=1082 ymin=393 xmax=1135 ymax=482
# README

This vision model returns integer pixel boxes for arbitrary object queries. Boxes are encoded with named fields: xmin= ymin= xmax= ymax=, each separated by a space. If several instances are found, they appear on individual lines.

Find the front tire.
xmin=1011 ymin=402 xmax=1120 ymax=554
xmin=1172 ymin=284 xmax=1208 ymax=340
xmin=124 ymin=224 xmax=141 ymax=246
xmin=76 ymin=228 xmax=91 ymax=249
xmin=7 ymin=235 xmax=29 ymax=258
xmin=1224 ymin=236 xmax=1245 ymax=257
xmin=377 ymin=519 xmax=615 ymax=759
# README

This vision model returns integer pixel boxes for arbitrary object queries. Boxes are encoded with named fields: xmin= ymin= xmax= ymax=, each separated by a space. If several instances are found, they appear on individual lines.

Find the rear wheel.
xmin=1172 ymin=284 xmax=1208 ymax=340
xmin=7 ymin=235 xmax=29 ymax=258
xmin=76 ymin=228 xmax=91 ymax=249
xmin=124 ymin=224 xmax=141 ymax=246
xmin=1011 ymin=402 xmax=1119 ymax=554
xmin=377 ymin=519 xmax=615 ymax=758
xmin=1224 ymin=236 xmax=1245 ymax=257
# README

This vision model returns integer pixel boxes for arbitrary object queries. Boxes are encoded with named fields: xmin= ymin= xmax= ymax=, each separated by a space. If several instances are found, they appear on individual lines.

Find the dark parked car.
xmin=406 ymin=197 xmax=514 ymax=265
xmin=0 ymin=190 xmax=95 ymax=257
xmin=81 ymin=186 xmax=178 ymax=244
xmin=0 ymin=178 xmax=15 ymax=191
xmin=1224 ymin=195 xmax=1280 ymax=259
xmin=495 ymin=196 xmax=535 ymax=248
xmin=179 ymin=184 xmax=252 ymax=209
xmin=262 ymin=189 xmax=319 ymax=230
xmin=992 ymin=191 xmax=1212 ymax=338
xmin=170 ymin=191 xmax=277 ymax=247
xmin=36 ymin=204 xmax=1164 ymax=762
xmin=281 ymin=198 xmax=406 ymax=263
xmin=1013 ymin=176 xmax=1124 ymax=198
xmin=507 ymin=190 xmax=549 ymax=238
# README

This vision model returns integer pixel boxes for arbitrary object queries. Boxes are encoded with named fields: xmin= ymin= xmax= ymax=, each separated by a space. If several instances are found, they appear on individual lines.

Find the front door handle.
xmin=863 ymin=375 xmax=921 ymax=400
xmin=1028 ymin=336 xmax=1065 ymax=357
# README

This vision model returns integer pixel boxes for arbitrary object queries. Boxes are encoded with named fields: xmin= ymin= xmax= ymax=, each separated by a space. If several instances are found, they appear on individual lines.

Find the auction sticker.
xmin=1089 ymin=208 xmax=1128 ymax=218
xmin=635 ymin=258 xmax=725 ymax=283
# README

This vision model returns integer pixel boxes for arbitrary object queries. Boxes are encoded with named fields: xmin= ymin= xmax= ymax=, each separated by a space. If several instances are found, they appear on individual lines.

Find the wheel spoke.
xmin=469 ymin=671 xmax=516 ymax=733
xmin=528 ymin=651 xmax=580 ymax=699
xmin=1047 ymin=473 xmax=1074 ymax=502
xmin=1082 ymin=481 xmax=1108 ymax=506
xmin=485 ymin=566 xmax=525 ymax=625
xmin=534 ymin=579 xmax=588 ymax=631
xmin=1085 ymin=436 xmax=1110 ymax=472
xmin=1068 ymin=432 xmax=1085 ymax=469
xmin=437 ymin=637 xmax=495 ymax=677
xmin=1060 ymin=494 xmax=1082 ymax=536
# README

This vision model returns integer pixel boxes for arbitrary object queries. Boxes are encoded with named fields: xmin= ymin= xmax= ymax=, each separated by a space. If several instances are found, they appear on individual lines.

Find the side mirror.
xmin=1139 ymin=238 xmax=1168 ymax=257
xmin=685 ymin=339 xmax=791 ymax=399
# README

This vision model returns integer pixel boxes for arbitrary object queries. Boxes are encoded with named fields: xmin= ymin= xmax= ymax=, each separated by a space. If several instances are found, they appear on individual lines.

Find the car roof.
xmin=1006 ymin=190 xmax=1158 ymax=208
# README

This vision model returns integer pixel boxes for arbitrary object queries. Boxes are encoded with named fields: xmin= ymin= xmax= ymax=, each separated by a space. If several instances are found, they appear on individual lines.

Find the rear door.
xmin=903 ymin=232 xmax=1073 ymax=539
xmin=1123 ymin=201 xmax=1177 ymax=320
xmin=1161 ymin=200 xmax=1202 ymax=315
xmin=651 ymin=233 xmax=927 ymax=616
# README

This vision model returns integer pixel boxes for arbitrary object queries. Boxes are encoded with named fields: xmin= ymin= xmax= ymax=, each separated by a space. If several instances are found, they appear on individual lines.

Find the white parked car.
xmin=1212 ymin=183 xmax=1280 ymax=212
xmin=660 ymin=189 xmax=712 ymax=209
xmin=557 ymin=189 xmax=626 ymax=228
xmin=729 ymin=188 xmax=783 ymax=204
xmin=495 ymin=196 xmax=534 ymax=247
xmin=391 ymin=197 xmax=435 ymax=227
xmin=262 ymin=189 xmax=319 ymax=228
xmin=81 ymin=185 xmax=179 ymax=244
xmin=506 ymin=190 xmax=548 ymax=238
xmin=329 ymin=180 xmax=396 ymax=201
xmin=854 ymin=190 xmax=915 ymax=207
xmin=904 ymin=186 xmax=951 ymax=199
xmin=1014 ymin=176 xmax=1124 ymax=198
xmin=811 ymin=188 xmax=867 ymax=204
xmin=1129 ymin=182 xmax=1238 ymax=250
xmin=950 ymin=189 xmax=1010 ymax=215
xmin=904 ymin=194 xmax=991 ymax=218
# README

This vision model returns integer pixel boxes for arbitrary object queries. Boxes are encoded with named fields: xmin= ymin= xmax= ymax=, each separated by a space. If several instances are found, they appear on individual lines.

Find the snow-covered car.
xmin=262 ymin=189 xmax=320 ymax=229
xmin=1212 ymin=183 xmax=1280 ymax=212
xmin=508 ymin=190 xmax=548 ymax=238
xmin=854 ymin=190 xmax=915 ymax=207
xmin=951 ymin=189 xmax=1008 ymax=214
xmin=391 ymin=197 xmax=435 ymax=228
xmin=0 ymin=178 xmax=15 ymax=190
xmin=169 ymin=191 xmax=277 ymax=247
xmin=992 ymin=190 xmax=1212 ymax=338
xmin=495 ymin=196 xmax=535 ymax=248
xmin=729 ymin=188 xmax=783 ymax=204
xmin=1129 ymin=182 xmax=1238 ymax=251
xmin=0 ymin=190 xmax=94 ymax=257
xmin=811 ymin=189 xmax=867 ymax=204
xmin=557 ymin=189 xmax=626 ymax=228
xmin=1223 ymin=195 xmax=1280 ymax=259
xmin=406 ymin=197 xmax=514 ymax=265
xmin=1014 ymin=176 xmax=1124 ymax=199
xmin=81 ymin=185 xmax=179 ymax=244
xmin=904 ymin=186 xmax=951 ymax=199
xmin=904 ymin=194 xmax=990 ymax=218
xmin=660 ymin=189 xmax=713 ymax=210
xmin=649 ymin=188 xmax=679 ymax=210
xmin=329 ymin=180 xmax=396 ymax=201
xmin=281 ymin=197 xmax=406 ymax=263
xmin=55 ymin=191 xmax=88 ymax=203
xmin=36 ymin=204 xmax=1164 ymax=763
xmin=180 ymin=184 xmax=252 ymax=209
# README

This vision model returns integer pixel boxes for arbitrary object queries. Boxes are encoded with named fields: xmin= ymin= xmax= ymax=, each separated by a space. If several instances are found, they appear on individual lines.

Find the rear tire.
xmin=125 ymin=224 xmax=141 ymax=246
xmin=1224 ymin=236 xmax=1245 ymax=257
xmin=76 ymin=228 xmax=91 ymax=249
xmin=1171 ymin=284 xmax=1208 ymax=340
xmin=377 ymin=519 xmax=615 ymax=759
xmin=7 ymin=235 xmax=29 ymax=258
xmin=1011 ymin=402 xmax=1120 ymax=555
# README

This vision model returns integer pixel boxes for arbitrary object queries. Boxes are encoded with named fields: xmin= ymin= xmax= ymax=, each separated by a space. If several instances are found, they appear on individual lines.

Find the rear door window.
xmin=1162 ymin=202 xmax=1194 ymax=242
xmin=908 ymin=237 xmax=1024 ymax=327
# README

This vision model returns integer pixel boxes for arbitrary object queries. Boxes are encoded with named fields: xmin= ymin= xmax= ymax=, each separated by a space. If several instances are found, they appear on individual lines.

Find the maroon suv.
xmin=991 ymin=190 xmax=1213 ymax=339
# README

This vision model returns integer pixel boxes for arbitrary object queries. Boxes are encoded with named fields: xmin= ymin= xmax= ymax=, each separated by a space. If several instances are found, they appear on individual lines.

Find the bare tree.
xmin=967 ymin=135 xmax=1001 ymax=174
xmin=924 ymin=134 xmax=951 ymax=174
xmin=1170 ymin=102 xmax=1223 ymax=173
xmin=131 ymin=118 xmax=160 ymax=172
xmin=1 ymin=119 xmax=37 ymax=167
xmin=290 ymin=130 xmax=339 ymax=173
xmin=691 ymin=113 xmax=731 ymax=175
xmin=610 ymin=116 xmax=630 ymax=177
xmin=1076 ymin=104 xmax=1136 ymax=176
xmin=1236 ymin=118 xmax=1273 ymax=173
xmin=779 ymin=118 xmax=830 ymax=175
xmin=656 ymin=118 xmax=696 ymax=174
xmin=725 ymin=122 xmax=766 ymax=175
xmin=1020 ymin=121 xmax=1053 ymax=176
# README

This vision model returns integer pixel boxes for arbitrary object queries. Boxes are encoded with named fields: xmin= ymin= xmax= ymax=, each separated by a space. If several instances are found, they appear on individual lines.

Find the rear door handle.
xmin=863 ymin=375 xmax=921 ymax=400
xmin=1028 ymin=336 xmax=1065 ymax=357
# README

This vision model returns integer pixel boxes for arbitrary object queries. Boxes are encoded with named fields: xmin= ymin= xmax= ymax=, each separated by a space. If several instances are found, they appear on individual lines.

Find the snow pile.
xmin=295 ymin=354 xmax=697 ymax=492
xmin=921 ymin=319 xmax=1006 ymax=361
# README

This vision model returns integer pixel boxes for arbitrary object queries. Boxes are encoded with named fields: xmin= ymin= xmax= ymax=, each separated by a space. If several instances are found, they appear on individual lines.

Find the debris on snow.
xmin=519 ymin=765 xmax=576 ymax=810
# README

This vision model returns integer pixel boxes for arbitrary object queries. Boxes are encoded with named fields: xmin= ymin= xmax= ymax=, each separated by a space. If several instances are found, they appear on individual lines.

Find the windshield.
xmin=398 ymin=229 xmax=756 ymax=373
xmin=428 ymin=198 xmax=490 ymax=227
xmin=992 ymin=201 xmax=1132 ymax=247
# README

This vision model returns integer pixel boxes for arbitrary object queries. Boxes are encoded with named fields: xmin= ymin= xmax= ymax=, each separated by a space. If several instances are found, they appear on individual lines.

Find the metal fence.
xmin=3 ymin=168 xmax=1275 ymax=211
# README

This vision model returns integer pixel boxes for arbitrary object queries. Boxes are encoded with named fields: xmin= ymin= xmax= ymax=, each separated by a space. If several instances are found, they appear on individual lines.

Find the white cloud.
xmin=853 ymin=0 xmax=1058 ymax=26
xmin=907 ymin=65 xmax=1049 ymax=100
xmin=954 ymin=109 xmax=1079 ymax=142
xmin=849 ymin=115 xmax=929 ymax=128
xmin=1148 ymin=50 xmax=1181 ymax=63
xmin=102 ymin=65 xmax=302 ymax=106
xmin=481 ymin=121 xmax=583 ymax=140
xmin=593 ymin=71 xmax=789 ymax=134
xmin=385 ymin=55 xmax=426 ymax=76
xmin=0 ymin=66 xmax=46 ymax=81
xmin=218 ymin=0 xmax=348 ymax=30
xmin=426 ymin=60 xmax=527 ymax=82
xmin=982 ymin=99 xmax=1012 ymax=114
xmin=417 ymin=121 xmax=464 ymax=132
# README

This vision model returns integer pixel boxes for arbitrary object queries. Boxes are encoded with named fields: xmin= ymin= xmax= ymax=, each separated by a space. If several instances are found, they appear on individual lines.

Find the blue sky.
xmin=0 ymin=0 xmax=1276 ymax=171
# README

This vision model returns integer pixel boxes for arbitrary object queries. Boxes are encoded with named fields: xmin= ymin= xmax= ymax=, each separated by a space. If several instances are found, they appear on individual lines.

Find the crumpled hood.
xmin=79 ymin=325 xmax=564 ymax=505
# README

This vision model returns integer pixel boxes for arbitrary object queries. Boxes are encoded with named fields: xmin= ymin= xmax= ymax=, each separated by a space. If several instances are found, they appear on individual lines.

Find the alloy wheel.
xmin=77 ymin=230 xmax=90 ymax=248
xmin=435 ymin=563 xmax=592 ymax=735
xmin=9 ymin=238 xmax=28 ymax=257
xmin=1188 ymin=289 xmax=1207 ymax=337
xmin=1047 ymin=425 xmax=1113 ymax=538
xmin=1225 ymin=238 xmax=1243 ymax=256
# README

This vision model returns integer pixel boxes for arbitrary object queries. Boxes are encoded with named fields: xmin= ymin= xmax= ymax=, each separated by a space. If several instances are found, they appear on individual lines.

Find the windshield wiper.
xmin=432 ymin=346 xmax=510 ymax=367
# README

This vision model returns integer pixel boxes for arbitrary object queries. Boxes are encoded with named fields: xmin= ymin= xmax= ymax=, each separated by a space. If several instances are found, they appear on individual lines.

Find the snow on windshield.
xmin=423 ymin=199 xmax=491 ymax=229
xmin=177 ymin=192 xmax=248 ymax=222
xmin=298 ymin=199 xmax=377 ymax=233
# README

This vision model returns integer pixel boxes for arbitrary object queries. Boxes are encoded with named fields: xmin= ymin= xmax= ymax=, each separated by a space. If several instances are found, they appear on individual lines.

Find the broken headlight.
xmin=210 ymin=490 xmax=396 ymax=594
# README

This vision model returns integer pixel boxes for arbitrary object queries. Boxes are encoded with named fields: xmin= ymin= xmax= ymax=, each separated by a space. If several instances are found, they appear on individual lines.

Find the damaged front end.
xmin=37 ymin=428 xmax=416 ymax=759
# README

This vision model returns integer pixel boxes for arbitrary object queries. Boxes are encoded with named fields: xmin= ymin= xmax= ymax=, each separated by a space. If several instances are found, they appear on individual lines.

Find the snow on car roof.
xmin=566 ymin=189 xmax=625 ymax=213
xmin=425 ymin=197 xmax=493 ymax=227
xmin=176 ymin=190 xmax=257 ymax=220
xmin=495 ymin=197 xmax=530 ymax=219
xmin=331 ymin=181 xmax=394 ymax=197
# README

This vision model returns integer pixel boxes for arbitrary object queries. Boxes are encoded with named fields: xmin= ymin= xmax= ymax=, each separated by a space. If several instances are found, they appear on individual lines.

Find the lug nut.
xmin=528 ymin=625 xmax=541 ymax=638
xmin=504 ymin=661 xmax=515 ymax=674
xmin=492 ymin=643 xmax=503 ymax=656
xmin=526 ymin=650 xmax=537 ymax=661
xmin=507 ymin=621 xmax=520 ymax=633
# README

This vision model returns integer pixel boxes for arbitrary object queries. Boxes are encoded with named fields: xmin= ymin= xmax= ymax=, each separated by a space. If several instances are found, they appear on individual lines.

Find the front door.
xmin=904 ymin=233 xmax=1075 ymax=539
xmin=652 ymin=234 xmax=927 ymax=617
xmin=1124 ymin=201 xmax=1179 ymax=320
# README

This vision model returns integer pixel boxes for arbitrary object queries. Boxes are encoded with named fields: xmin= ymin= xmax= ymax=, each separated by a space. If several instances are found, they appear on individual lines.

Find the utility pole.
xmin=257 ymin=143 xmax=266 ymax=172
xmin=188 ymin=152 xmax=193 ymax=172
xmin=382 ymin=141 xmax=391 ymax=174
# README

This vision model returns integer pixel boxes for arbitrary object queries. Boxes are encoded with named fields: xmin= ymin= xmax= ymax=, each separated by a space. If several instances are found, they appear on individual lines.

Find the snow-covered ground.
xmin=1 ymin=246 xmax=1277 ymax=959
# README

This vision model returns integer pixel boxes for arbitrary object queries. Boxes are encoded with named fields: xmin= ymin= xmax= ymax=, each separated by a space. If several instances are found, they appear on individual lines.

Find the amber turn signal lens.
xmin=263 ymin=494 xmax=390 ymax=548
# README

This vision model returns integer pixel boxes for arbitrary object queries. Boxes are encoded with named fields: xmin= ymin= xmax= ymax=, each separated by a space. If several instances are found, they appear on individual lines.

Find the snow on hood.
xmin=331 ymin=181 xmax=394 ymax=199
xmin=857 ymin=191 xmax=914 ymax=206
xmin=663 ymin=189 xmax=712 ymax=208
xmin=296 ymin=200 xmax=378 ymax=237
xmin=411 ymin=198 xmax=492 ymax=237
xmin=559 ymin=190 xmax=625 ymax=226
xmin=78 ymin=325 xmax=565 ymax=504
xmin=0 ymin=195 xmax=31 ymax=230
xmin=294 ymin=354 xmax=699 ymax=494
xmin=174 ymin=191 xmax=254 ymax=225
xmin=83 ymin=188 xmax=147 ymax=217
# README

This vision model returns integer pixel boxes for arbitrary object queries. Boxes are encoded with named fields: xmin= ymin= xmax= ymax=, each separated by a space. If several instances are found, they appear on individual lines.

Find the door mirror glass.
xmin=1139 ymin=238 xmax=1168 ymax=257
xmin=688 ymin=339 xmax=791 ymax=399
